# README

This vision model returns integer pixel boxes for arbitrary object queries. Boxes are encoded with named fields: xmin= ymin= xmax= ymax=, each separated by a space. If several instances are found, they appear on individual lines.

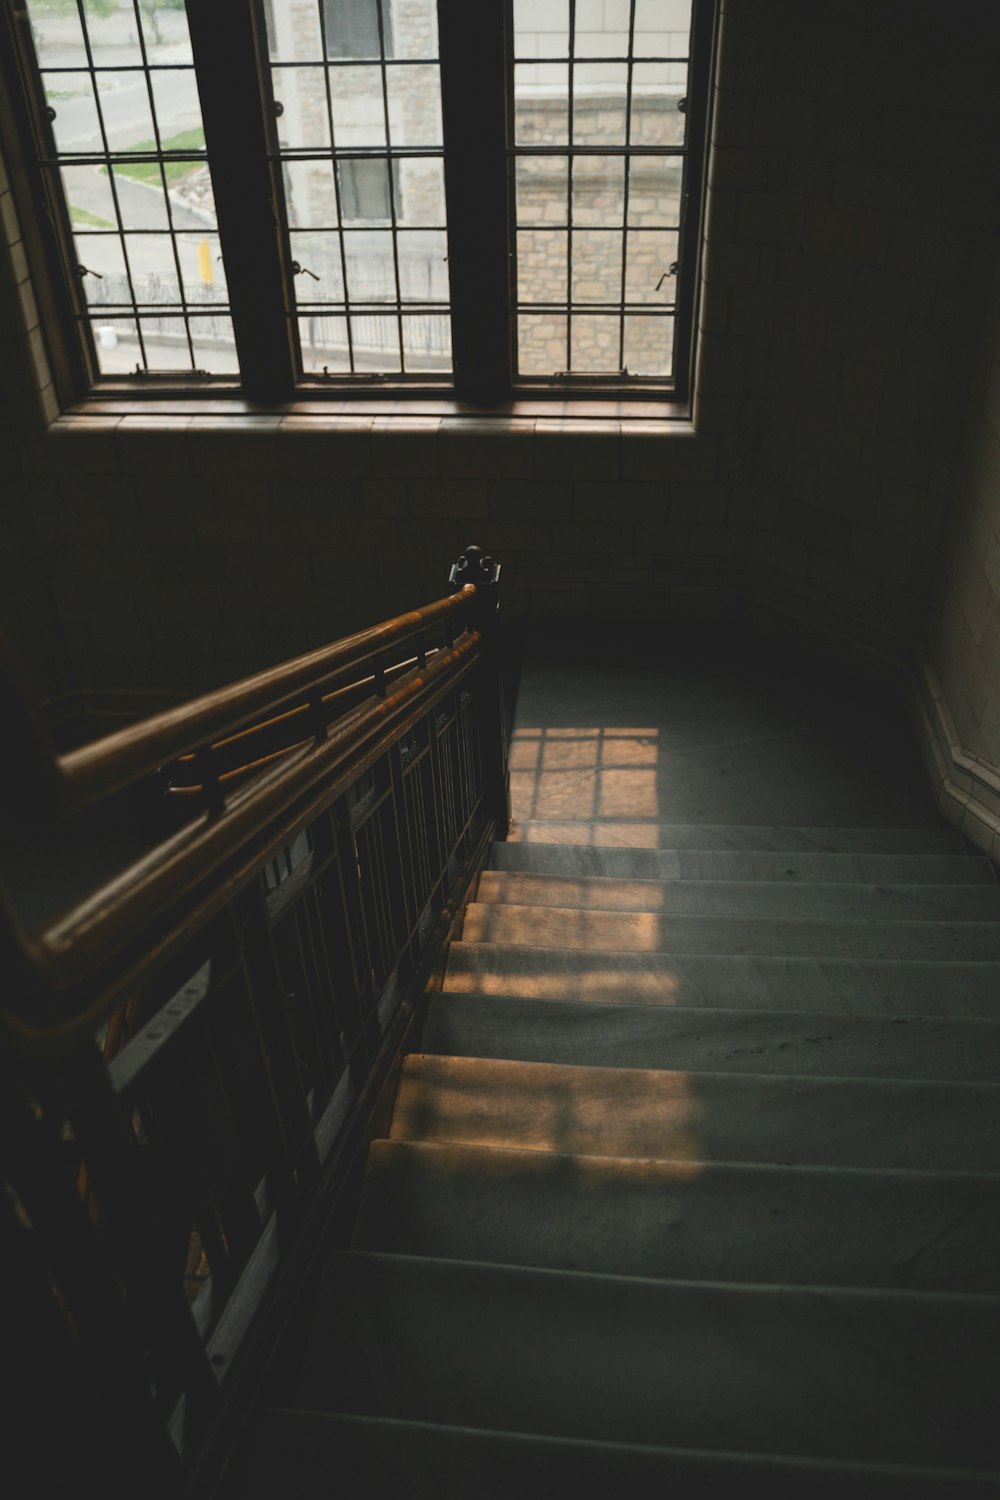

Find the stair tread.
xmin=442 ymin=946 xmax=1000 ymax=1014
xmin=508 ymin=822 xmax=969 ymax=854
xmin=356 ymin=1138 xmax=1000 ymax=1293
xmin=446 ymin=942 xmax=1000 ymax=1014
xmin=422 ymin=993 xmax=1000 ymax=1080
xmin=255 ymin=1409 xmax=1000 ymax=1498
xmin=461 ymin=903 xmax=1000 ymax=959
xmin=491 ymin=842 xmax=996 ymax=884
xmin=476 ymin=870 xmax=1000 ymax=921
xmin=299 ymin=1249 xmax=1000 ymax=1468
xmin=392 ymin=1053 xmax=1000 ymax=1171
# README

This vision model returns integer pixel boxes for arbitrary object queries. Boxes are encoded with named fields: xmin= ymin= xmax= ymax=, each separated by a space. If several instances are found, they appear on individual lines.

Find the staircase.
xmin=255 ymin=640 xmax=1000 ymax=1496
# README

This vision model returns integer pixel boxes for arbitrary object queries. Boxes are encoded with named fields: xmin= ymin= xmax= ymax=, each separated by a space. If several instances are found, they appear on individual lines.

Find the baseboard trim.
xmin=910 ymin=656 xmax=1000 ymax=861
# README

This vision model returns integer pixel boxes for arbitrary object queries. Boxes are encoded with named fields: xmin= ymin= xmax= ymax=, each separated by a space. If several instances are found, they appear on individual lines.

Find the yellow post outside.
xmin=197 ymin=239 xmax=213 ymax=286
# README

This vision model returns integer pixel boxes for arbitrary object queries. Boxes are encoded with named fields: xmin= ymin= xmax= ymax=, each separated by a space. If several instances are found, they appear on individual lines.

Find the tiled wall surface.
xmin=8 ymin=411 xmax=738 ymax=702
xmin=1 ymin=0 xmax=999 ymax=757
xmin=0 ymin=130 xmax=69 ymax=699
xmin=700 ymin=0 xmax=999 ymax=642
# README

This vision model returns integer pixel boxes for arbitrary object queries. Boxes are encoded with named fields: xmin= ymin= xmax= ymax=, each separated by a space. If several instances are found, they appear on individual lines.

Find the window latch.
xmin=292 ymin=261 xmax=320 ymax=280
xmin=677 ymin=96 xmax=688 ymax=113
xmin=78 ymin=264 xmax=103 ymax=280
xmin=655 ymin=263 xmax=678 ymax=290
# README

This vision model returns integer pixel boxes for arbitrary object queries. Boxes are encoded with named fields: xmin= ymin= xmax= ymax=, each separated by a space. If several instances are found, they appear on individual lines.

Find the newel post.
xmin=449 ymin=544 xmax=511 ymax=839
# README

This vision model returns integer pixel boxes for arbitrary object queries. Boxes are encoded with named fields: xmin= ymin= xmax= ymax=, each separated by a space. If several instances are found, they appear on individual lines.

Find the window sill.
xmin=26 ymin=404 xmax=713 ymax=487
xmin=68 ymin=395 xmax=692 ymax=425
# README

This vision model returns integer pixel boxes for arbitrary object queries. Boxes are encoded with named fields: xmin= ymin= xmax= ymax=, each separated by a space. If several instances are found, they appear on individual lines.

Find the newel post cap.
xmin=449 ymin=544 xmax=500 ymax=589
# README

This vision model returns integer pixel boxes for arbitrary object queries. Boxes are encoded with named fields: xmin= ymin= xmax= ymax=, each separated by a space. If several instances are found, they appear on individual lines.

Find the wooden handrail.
xmin=0 ymin=545 xmax=510 ymax=1500
xmin=1 ymin=627 xmax=483 ymax=1055
xmin=57 ymin=587 xmax=478 ymax=812
xmin=167 ymin=652 xmax=429 ymax=790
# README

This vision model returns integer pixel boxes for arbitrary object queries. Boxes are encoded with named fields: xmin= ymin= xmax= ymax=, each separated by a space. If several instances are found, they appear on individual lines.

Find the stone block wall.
xmin=701 ymin=0 xmax=1000 ymax=645
xmin=1 ymin=0 xmax=999 ymax=764
xmin=9 ymin=411 xmax=736 ymax=713
xmin=918 ymin=253 xmax=1000 ymax=856
xmin=0 ymin=122 xmax=69 ymax=701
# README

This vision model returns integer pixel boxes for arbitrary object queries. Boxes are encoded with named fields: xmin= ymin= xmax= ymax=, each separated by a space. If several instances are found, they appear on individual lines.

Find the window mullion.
xmin=673 ymin=0 xmax=717 ymax=406
xmin=437 ymin=0 xmax=510 ymax=403
xmin=185 ymin=0 xmax=294 ymax=402
xmin=0 ymin=1 xmax=90 ymax=401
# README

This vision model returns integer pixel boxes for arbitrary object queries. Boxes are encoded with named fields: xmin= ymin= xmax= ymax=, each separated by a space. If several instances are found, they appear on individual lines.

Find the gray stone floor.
xmin=508 ymin=628 xmax=943 ymax=832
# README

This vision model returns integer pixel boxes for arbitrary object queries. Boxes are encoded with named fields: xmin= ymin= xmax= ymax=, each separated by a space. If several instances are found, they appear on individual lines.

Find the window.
xmin=3 ymin=0 xmax=714 ymax=403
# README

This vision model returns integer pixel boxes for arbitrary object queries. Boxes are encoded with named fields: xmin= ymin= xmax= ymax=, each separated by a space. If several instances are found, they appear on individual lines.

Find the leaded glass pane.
xmin=511 ymin=0 xmax=695 ymax=384
xmin=264 ymin=0 xmax=450 ymax=378
xmin=28 ymin=0 xmax=236 ymax=379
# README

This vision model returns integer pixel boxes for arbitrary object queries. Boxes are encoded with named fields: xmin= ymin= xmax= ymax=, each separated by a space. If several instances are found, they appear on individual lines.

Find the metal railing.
xmin=0 ymin=546 xmax=509 ymax=1494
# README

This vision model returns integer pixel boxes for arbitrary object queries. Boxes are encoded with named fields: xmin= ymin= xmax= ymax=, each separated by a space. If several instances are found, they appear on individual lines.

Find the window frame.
xmin=1 ymin=0 xmax=716 ymax=409
xmin=501 ymin=0 xmax=715 ymax=402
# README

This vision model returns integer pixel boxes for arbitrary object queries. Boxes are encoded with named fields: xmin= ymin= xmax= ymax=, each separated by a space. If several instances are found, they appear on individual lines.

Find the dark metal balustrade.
xmin=0 ymin=546 xmax=509 ymax=1497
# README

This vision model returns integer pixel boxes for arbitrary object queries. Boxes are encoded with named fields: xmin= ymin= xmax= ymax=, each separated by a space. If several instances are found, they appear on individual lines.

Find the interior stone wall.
xmin=929 ymin=254 xmax=1000 ymax=765
xmin=0 ymin=0 xmax=998 ymax=754
xmin=705 ymin=0 xmax=1000 ymax=645
xmin=914 ymin=253 xmax=1000 ymax=858
xmin=0 ymin=125 xmax=70 ymax=703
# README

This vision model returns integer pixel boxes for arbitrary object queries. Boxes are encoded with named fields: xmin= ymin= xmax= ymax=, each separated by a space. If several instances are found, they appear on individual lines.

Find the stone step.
xmin=475 ymin=871 xmax=1000 ymax=923
xmin=442 ymin=945 xmax=1000 ymax=1016
xmin=460 ymin=904 xmax=1000 ymax=960
xmin=421 ymin=994 xmax=1000 ymax=1082
xmin=392 ymin=1054 xmax=1000 ymax=1173
xmin=356 ymin=1139 xmax=1000 ymax=1294
xmin=508 ymin=822 xmax=969 ymax=855
xmin=253 ymin=1410 xmax=1000 ymax=1499
xmin=299 ymin=1251 xmax=1000 ymax=1470
xmin=491 ymin=841 xmax=996 ymax=885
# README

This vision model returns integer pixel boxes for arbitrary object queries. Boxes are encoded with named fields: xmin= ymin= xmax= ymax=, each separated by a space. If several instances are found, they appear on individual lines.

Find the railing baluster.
xmin=0 ymin=1054 xmax=180 ymax=1472
xmin=188 ymin=1013 xmax=262 ymax=1260
xmin=238 ymin=884 xmax=320 ymax=1200
xmin=450 ymin=544 xmax=511 ymax=838
xmin=194 ymin=745 xmax=225 ymax=820
xmin=66 ymin=1044 xmax=220 ymax=1443
xmin=0 ymin=555 xmax=506 ymax=1483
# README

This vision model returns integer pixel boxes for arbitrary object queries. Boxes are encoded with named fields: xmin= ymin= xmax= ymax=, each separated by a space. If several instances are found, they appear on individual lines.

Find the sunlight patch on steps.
xmin=511 ymin=726 xmax=662 ymax=822
xmin=508 ymin=820 xmax=676 ymax=846
xmin=393 ymin=1057 xmax=706 ymax=1170
xmin=442 ymin=957 xmax=683 ymax=1002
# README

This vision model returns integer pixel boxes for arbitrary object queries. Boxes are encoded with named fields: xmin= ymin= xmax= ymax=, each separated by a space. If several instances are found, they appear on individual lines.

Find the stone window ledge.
xmin=21 ymin=409 xmax=717 ymax=485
